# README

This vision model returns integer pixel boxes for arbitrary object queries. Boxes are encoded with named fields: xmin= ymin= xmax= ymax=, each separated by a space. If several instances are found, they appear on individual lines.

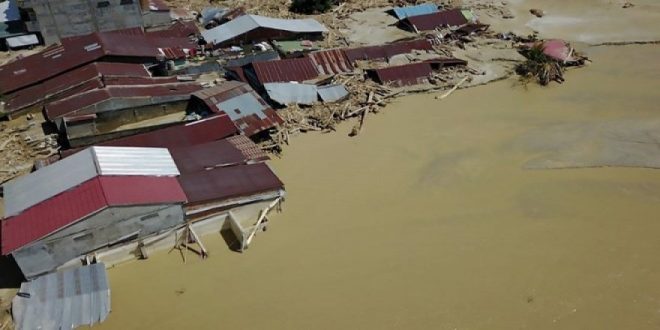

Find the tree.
xmin=289 ymin=0 xmax=333 ymax=14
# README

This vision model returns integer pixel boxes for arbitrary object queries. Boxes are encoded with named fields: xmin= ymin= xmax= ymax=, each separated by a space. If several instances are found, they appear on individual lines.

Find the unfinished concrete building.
xmin=20 ymin=0 xmax=145 ymax=44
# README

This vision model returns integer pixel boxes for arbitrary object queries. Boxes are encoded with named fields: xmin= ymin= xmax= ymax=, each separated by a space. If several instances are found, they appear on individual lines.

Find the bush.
xmin=290 ymin=0 xmax=333 ymax=14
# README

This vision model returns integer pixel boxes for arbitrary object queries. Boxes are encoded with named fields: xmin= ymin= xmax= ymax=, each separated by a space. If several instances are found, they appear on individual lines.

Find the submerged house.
xmin=201 ymin=14 xmax=328 ymax=48
xmin=366 ymin=58 xmax=467 ymax=87
xmin=188 ymin=81 xmax=283 ymax=137
xmin=0 ymin=146 xmax=187 ymax=279
xmin=398 ymin=9 xmax=469 ymax=32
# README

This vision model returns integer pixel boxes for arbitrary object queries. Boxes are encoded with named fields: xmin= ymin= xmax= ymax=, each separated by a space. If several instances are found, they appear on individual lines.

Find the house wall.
xmin=21 ymin=0 xmax=144 ymax=45
xmin=12 ymin=203 xmax=184 ymax=279
xmin=142 ymin=11 xmax=170 ymax=28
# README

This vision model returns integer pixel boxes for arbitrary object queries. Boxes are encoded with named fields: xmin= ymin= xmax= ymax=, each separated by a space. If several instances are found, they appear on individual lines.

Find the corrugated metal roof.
xmin=401 ymin=9 xmax=469 ymax=31
xmin=91 ymin=115 xmax=238 ymax=149
xmin=318 ymin=84 xmax=349 ymax=102
xmin=170 ymin=137 xmax=268 ymax=174
xmin=4 ymin=62 xmax=150 ymax=115
xmin=179 ymin=163 xmax=284 ymax=205
xmin=391 ymin=3 xmax=439 ymax=20
xmin=308 ymin=49 xmax=354 ymax=75
xmin=1 ymin=176 xmax=186 ymax=254
xmin=146 ymin=20 xmax=199 ymax=38
xmin=45 ymin=82 xmax=202 ymax=120
xmin=3 ymin=146 xmax=180 ymax=217
xmin=225 ymin=50 xmax=281 ymax=68
xmin=201 ymin=14 xmax=328 ymax=46
xmin=192 ymin=82 xmax=282 ymax=136
xmin=250 ymin=57 xmax=319 ymax=84
xmin=264 ymin=83 xmax=318 ymax=105
xmin=0 ymin=29 xmax=196 ymax=95
xmin=368 ymin=62 xmax=433 ymax=86
xmin=0 ymin=0 xmax=19 ymax=22
xmin=12 ymin=263 xmax=110 ymax=329
xmin=343 ymin=39 xmax=433 ymax=63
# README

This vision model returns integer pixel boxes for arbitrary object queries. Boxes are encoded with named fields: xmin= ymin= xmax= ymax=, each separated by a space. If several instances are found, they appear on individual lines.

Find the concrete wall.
xmin=22 ymin=0 xmax=144 ymax=44
xmin=142 ymin=11 xmax=170 ymax=28
xmin=12 ymin=204 xmax=184 ymax=279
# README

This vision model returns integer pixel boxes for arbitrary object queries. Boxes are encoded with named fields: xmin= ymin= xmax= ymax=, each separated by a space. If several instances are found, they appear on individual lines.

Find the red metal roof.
xmin=0 ymin=176 xmax=186 ymax=254
xmin=98 ymin=115 xmax=238 ymax=149
xmin=191 ymin=81 xmax=283 ymax=136
xmin=368 ymin=62 xmax=433 ymax=86
xmin=250 ymin=57 xmax=319 ymax=84
xmin=308 ymin=49 xmax=353 ymax=75
xmin=45 ymin=82 xmax=202 ymax=120
xmin=343 ymin=39 xmax=433 ymax=63
xmin=178 ymin=163 xmax=284 ymax=205
xmin=0 ymin=29 xmax=195 ymax=94
xmin=170 ymin=137 xmax=269 ymax=174
xmin=3 ymin=62 xmax=150 ymax=115
xmin=401 ymin=9 xmax=468 ymax=31
xmin=147 ymin=21 xmax=199 ymax=38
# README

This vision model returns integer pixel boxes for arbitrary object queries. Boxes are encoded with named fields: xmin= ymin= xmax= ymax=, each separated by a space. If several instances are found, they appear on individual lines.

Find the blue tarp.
xmin=391 ymin=3 xmax=439 ymax=20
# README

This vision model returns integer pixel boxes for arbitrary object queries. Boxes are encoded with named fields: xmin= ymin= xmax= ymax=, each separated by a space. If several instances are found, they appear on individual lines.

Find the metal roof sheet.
xmin=178 ymin=163 xmax=284 ymax=205
xmin=45 ymin=82 xmax=202 ymax=120
xmin=202 ymin=14 xmax=328 ymax=46
xmin=0 ymin=29 xmax=195 ymax=94
xmin=225 ymin=50 xmax=281 ymax=68
xmin=3 ymin=146 xmax=179 ymax=217
xmin=402 ymin=9 xmax=469 ymax=31
xmin=90 ymin=115 xmax=239 ymax=149
xmin=193 ymin=82 xmax=282 ymax=136
xmin=1 ymin=176 xmax=186 ymax=254
xmin=308 ymin=49 xmax=354 ymax=75
xmin=250 ymin=57 xmax=319 ymax=84
xmin=343 ymin=39 xmax=433 ymax=63
xmin=0 ymin=0 xmax=19 ymax=22
xmin=170 ymin=137 xmax=268 ymax=174
xmin=5 ymin=34 xmax=39 ymax=48
xmin=391 ymin=3 xmax=439 ymax=20
xmin=264 ymin=82 xmax=318 ymax=105
xmin=4 ymin=62 xmax=150 ymax=114
xmin=318 ymin=84 xmax=349 ymax=103
xmin=368 ymin=62 xmax=433 ymax=86
xmin=12 ymin=263 xmax=110 ymax=329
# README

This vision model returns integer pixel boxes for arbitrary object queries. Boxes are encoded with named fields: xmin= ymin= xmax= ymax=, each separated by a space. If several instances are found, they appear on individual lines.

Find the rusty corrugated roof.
xmin=249 ymin=57 xmax=319 ymax=84
xmin=368 ymin=62 xmax=433 ymax=86
xmin=308 ymin=49 xmax=353 ymax=75
xmin=45 ymin=82 xmax=202 ymax=120
xmin=170 ymin=137 xmax=268 ymax=174
xmin=3 ymin=62 xmax=150 ymax=115
xmin=401 ymin=9 xmax=468 ymax=31
xmin=0 ymin=29 xmax=196 ymax=95
xmin=343 ymin=39 xmax=433 ymax=63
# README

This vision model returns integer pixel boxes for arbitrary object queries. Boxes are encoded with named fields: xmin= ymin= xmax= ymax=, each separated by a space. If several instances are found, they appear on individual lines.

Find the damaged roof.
xmin=45 ymin=82 xmax=202 ymax=120
xmin=317 ymin=84 xmax=349 ymax=103
xmin=264 ymin=82 xmax=318 ymax=106
xmin=169 ymin=136 xmax=269 ymax=174
xmin=3 ymin=62 xmax=151 ymax=115
xmin=0 ymin=29 xmax=195 ymax=94
xmin=308 ymin=49 xmax=354 ymax=75
xmin=343 ymin=39 xmax=433 ymax=63
xmin=249 ymin=57 xmax=320 ymax=84
xmin=400 ymin=9 xmax=469 ymax=31
xmin=367 ymin=62 xmax=433 ymax=86
xmin=201 ymin=14 xmax=328 ymax=46
xmin=391 ymin=3 xmax=439 ymax=20
xmin=192 ymin=81 xmax=283 ymax=136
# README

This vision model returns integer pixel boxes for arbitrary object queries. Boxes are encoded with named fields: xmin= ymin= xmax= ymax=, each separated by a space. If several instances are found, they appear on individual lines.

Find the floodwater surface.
xmin=97 ymin=44 xmax=660 ymax=329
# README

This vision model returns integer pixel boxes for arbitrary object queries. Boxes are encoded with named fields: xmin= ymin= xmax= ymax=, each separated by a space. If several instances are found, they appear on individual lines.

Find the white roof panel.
xmin=2 ymin=147 xmax=179 ymax=217
xmin=202 ymin=14 xmax=328 ymax=45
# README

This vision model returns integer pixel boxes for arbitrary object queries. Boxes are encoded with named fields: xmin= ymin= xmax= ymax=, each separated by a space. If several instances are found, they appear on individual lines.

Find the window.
xmin=120 ymin=0 xmax=134 ymax=4
xmin=97 ymin=1 xmax=110 ymax=8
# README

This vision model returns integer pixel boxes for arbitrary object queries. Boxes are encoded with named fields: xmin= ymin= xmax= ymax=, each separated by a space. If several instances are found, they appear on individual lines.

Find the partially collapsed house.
xmin=0 ymin=146 xmax=187 ymax=278
xmin=366 ymin=58 xmax=467 ymax=86
xmin=201 ymin=14 xmax=328 ymax=47
xmin=188 ymin=81 xmax=283 ymax=137
xmin=389 ymin=3 xmax=439 ymax=20
xmin=398 ymin=9 xmax=470 ymax=32
xmin=45 ymin=82 xmax=203 ymax=147
xmin=343 ymin=39 xmax=434 ymax=63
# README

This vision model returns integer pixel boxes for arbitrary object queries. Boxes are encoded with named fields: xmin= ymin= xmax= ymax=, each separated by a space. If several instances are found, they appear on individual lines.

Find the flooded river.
xmin=96 ymin=44 xmax=660 ymax=329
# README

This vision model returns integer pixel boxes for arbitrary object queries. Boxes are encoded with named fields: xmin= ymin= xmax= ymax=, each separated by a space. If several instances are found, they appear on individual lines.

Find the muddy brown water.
xmin=96 ymin=45 xmax=660 ymax=329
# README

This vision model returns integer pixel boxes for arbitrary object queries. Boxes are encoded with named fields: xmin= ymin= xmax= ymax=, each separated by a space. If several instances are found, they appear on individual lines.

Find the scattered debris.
xmin=622 ymin=2 xmax=635 ymax=8
xmin=530 ymin=9 xmax=545 ymax=18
